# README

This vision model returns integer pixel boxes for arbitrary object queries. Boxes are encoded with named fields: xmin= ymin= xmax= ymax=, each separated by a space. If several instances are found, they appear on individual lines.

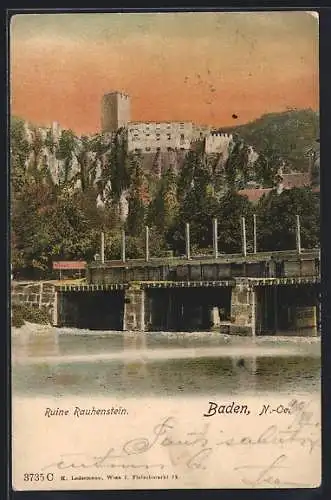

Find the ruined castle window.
xmin=145 ymin=147 xmax=151 ymax=151
xmin=180 ymin=133 xmax=185 ymax=144
xmin=167 ymin=134 xmax=171 ymax=140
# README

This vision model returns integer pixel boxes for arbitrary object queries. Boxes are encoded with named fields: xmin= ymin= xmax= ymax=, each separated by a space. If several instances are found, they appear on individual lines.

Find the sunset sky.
xmin=10 ymin=11 xmax=319 ymax=135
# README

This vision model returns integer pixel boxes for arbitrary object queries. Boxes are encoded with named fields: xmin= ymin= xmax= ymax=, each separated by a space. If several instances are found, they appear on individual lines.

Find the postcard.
xmin=10 ymin=10 xmax=321 ymax=490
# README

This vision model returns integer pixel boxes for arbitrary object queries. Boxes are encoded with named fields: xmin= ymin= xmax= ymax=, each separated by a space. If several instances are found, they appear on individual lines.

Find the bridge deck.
xmin=57 ymin=275 xmax=320 ymax=292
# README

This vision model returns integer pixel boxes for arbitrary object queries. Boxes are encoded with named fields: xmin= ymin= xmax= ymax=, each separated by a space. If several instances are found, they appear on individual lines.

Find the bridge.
xmin=11 ymin=215 xmax=320 ymax=335
xmin=55 ymin=244 xmax=320 ymax=336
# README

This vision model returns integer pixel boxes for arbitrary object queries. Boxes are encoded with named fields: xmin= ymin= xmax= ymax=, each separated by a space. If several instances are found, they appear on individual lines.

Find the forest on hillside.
xmin=221 ymin=108 xmax=320 ymax=173
xmin=10 ymin=110 xmax=320 ymax=277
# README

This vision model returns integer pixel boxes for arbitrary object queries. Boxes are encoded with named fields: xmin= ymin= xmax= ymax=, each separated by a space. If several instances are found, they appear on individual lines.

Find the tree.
xmin=254 ymin=148 xmax=283 ymax=188
xmin=11 ymin=179 xmax=102 ymax=273
xmin=126 ymin=153 xmax=146 ymax=237
xmin=177 ymin=149 xmax=201 ymax=203
xmin=171 ymin=190 xmax=218 ymax=254
xmin=169 ymin=146 xmax=219 ymax=253
xmin=10 ymin=117 xmax=31 ymax=194
xmin=11 ymin=182 xmax=56 ymax=270
xmin=148 ymin=165 xmax=179 ymax=234
xmin=56 ymin=129 xmax=79 ymax=188
xmin=105 ymin=128 xmax=130 ymax=200
xmin=216 ymin=192 xmax=254 ymax=253
xmin=256 ymin=187 xmax=320 ymax=251
xmin=224 ymin=138 xmax=250 ymax=190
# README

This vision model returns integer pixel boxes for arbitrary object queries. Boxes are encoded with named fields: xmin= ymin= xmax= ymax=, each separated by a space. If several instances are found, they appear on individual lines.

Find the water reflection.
xmin=12 ymin=328 xmax=320 ymax=397
xmin=122 ymin=332 xmax=148 ymax=379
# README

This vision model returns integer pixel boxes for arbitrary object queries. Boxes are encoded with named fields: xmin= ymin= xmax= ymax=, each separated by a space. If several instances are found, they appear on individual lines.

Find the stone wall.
xmin=127 ymin=121 xmax=207 ymax=153
xmin=11 ymin=281 xmax=57 ymax=324
xmin=205 ymin=132 xmax=233 ymax=155
xmin=101 ymin=92 xmax=131 ymax=132
xmin=292 ymin=306 xmax=318 ymax=333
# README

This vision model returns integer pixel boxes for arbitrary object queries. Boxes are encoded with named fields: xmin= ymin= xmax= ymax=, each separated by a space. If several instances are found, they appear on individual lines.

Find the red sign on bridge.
xmin=53 ymin=261 xmax=87 ymax=270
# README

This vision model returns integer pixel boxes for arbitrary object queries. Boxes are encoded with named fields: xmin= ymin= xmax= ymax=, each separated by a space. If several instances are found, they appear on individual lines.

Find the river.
xmin=12 ymin=327 xmax=321 ymax=397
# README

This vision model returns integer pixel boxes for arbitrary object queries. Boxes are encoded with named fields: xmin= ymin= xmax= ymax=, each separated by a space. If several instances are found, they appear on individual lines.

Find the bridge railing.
xmin=89 ymin=248 xmax=320 ymax=269
xmin=94 ymin=217 xmax=319 ymax=268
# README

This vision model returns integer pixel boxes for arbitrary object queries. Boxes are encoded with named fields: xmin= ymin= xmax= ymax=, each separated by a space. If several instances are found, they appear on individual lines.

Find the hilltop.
xmin=219 ymin=108 xmax=319 ymax=172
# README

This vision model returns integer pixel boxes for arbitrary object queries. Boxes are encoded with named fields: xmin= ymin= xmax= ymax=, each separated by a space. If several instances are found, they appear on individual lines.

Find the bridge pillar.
xmin=123 ymin=286 xmax=146 ymax=331
xmin=230 ymin=280 xmax=256 ymax=336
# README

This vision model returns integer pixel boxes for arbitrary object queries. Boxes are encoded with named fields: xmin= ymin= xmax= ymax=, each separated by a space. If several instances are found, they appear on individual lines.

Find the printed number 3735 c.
xmin=23 ymin=473 xmax=54 ymax=482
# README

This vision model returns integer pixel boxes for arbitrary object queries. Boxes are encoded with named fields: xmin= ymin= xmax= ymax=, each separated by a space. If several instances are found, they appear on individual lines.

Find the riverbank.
xmin=12 ymin=323 xmax=321 ymax=343
xmin=54 ymin=326 xmax=320 ymax=342
xmin=12 ymin=321 xmax=54 ymax=337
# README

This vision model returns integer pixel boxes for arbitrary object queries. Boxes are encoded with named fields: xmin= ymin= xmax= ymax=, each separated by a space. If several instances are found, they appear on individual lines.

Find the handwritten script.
xmin=41 ymin=399 xmax=320 ymax=487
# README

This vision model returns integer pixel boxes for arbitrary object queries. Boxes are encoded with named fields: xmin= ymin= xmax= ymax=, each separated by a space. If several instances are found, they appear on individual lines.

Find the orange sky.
xmin=10 ymin=11 xmax=319 ymax=135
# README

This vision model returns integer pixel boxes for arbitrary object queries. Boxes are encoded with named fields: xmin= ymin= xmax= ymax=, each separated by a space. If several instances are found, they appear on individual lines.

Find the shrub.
xmin=11 ymin=303 xmax=50 ymax=327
